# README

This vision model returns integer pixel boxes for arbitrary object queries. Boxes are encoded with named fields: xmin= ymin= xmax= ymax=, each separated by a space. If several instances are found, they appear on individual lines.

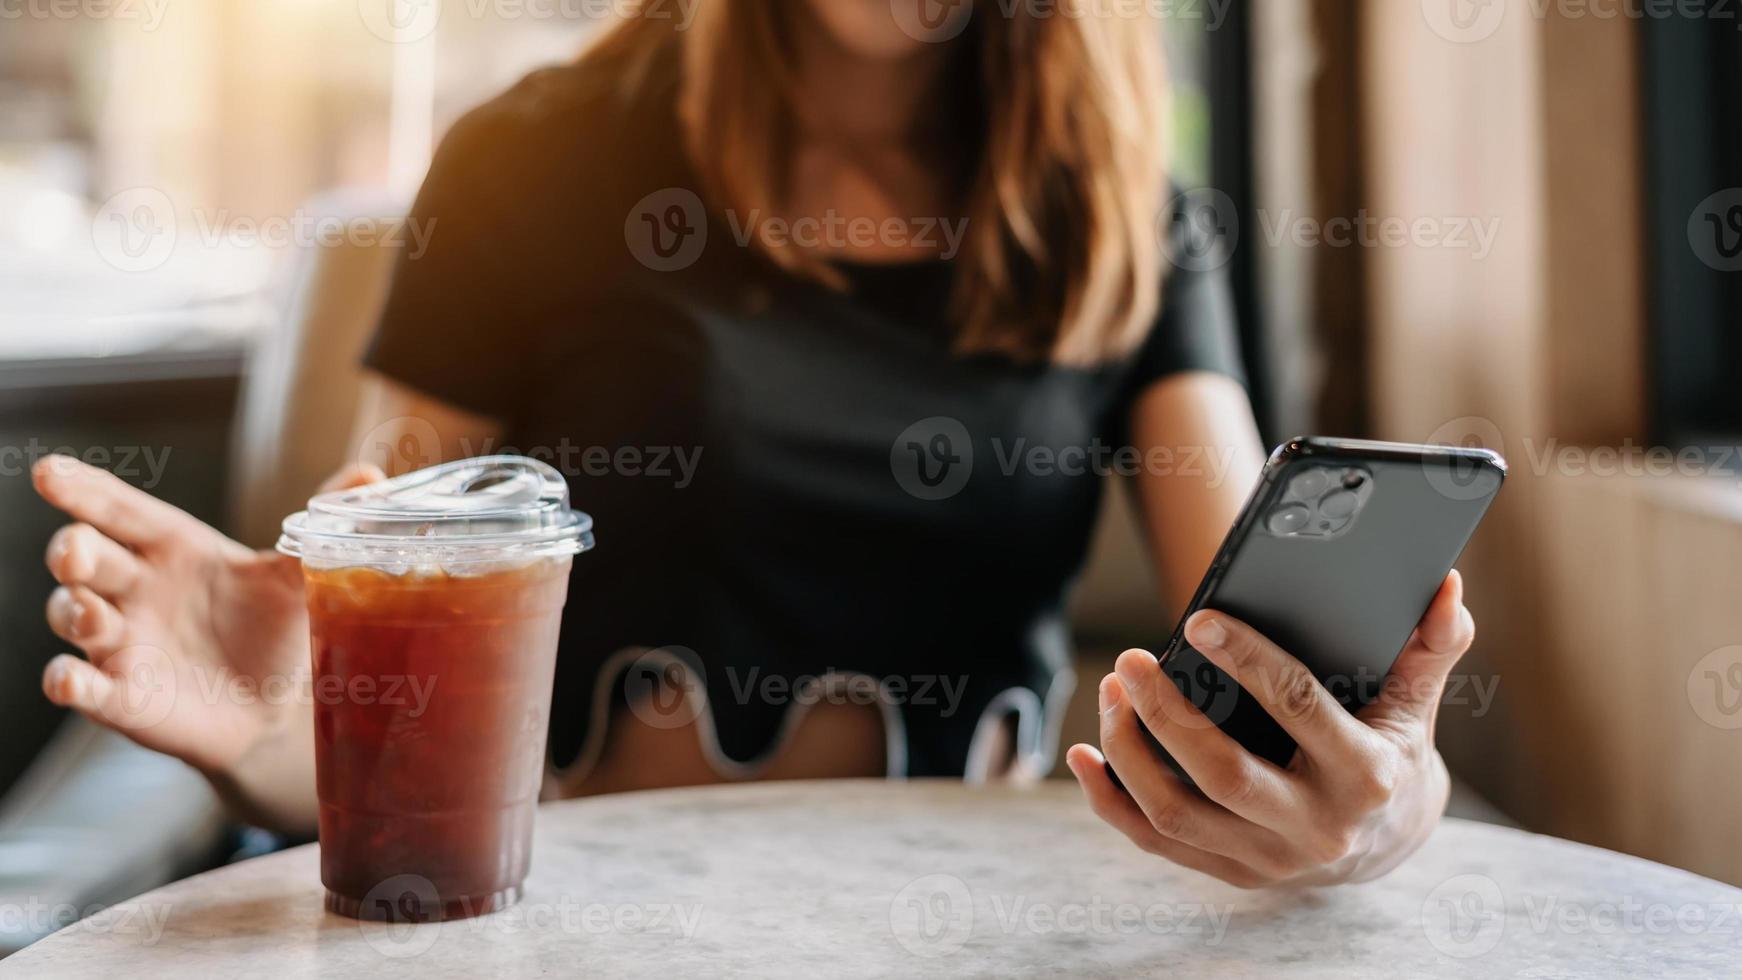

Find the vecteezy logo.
xmin=1167 ymin=649 xmax=1242 ymax=729
xmin=1421 ymin=873 xmax=1505 ymax=959
xmin=356 ymin=416 xmax=442 ymax=473
xmin=1421 ymin=0 xmax=1506 ymax=44
xmin=91 ymin=187 xmax=177 ymax=273
xmin=357 ymin=874 xmax=443 ymax=958
xmin=1159 ymin=186 xmax=1239 ymax=273
xmin=625 ymin=188 xmax=708 ymax=272
xmin=1422 ymin=415 xmax=1505 ymax=502
xmin=1706 ymin=208 xmax=1742 ymax=259
xmin=890 ymin=417 xmax=973 ymax=501
xmin=99 ymin=645 xmax=178 ymax=732
xmin=1689 ymin=646 xmax=1742 ymax=730
xmin=889 ymin=874 xmax=973 ymax=958
xmin=890 ymin=0 xmax=974 ymax=43
xmin=358 ymin=0 xmax=442 ymax=44
xmin=1688 ymin=189 xmax=1742 ymax=272
xmin=623 ymin=647 xmax=707 ymax=730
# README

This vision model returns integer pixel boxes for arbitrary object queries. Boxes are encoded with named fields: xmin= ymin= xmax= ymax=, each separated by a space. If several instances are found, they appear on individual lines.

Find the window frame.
xmin=1195 ymin=0 xmax=1272 ymax=442
xmin=1641 ymin=11 xmax=1742 ymax=448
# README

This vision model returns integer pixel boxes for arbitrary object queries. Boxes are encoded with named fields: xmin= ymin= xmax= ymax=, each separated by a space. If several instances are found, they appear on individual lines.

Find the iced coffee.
xmin=279 ymin=457 xmax=592 ymax=921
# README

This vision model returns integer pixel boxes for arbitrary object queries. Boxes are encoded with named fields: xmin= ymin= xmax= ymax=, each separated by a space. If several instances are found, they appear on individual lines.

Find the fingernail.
xmin=68 ymin=601 xmax=86 ymax=638
xmin=43 ymin=455 xmax=83 ymax=480
xmin=1188 ymin=616 xmax=1227 ymax=650
xmin=43 ymin=658 xmax=73 ymax=702
xmin=1098 ymin=674 xmax=1121 ymax=710
xmin=1114 ymin=653 xmax=1147 ymax=689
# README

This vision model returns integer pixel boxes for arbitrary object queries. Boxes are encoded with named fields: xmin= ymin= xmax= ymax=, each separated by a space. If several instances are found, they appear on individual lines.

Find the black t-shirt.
xmin=365 ymin=53 xmax=1244 ymax=779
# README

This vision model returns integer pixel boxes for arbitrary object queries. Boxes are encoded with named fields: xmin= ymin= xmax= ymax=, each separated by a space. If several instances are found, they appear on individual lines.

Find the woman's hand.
xmin=35 ymin=455 xmax=384 ymax=777
xmin=1065 ymin=570 xmax=1475 ymax=888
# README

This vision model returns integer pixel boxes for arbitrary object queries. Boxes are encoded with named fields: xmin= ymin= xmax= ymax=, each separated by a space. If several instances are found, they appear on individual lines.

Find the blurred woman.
xmin=36 ymin=1 xmax=1476 ymax=887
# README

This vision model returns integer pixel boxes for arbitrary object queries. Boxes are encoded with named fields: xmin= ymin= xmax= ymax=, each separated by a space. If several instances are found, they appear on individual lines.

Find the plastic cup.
xmin=279 ymin=456 xmax=593 ymax=922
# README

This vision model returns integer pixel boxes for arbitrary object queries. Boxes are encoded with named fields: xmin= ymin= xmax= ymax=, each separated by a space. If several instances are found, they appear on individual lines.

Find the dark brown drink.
xmin=306 ymin=560 xmax=571 ymax=921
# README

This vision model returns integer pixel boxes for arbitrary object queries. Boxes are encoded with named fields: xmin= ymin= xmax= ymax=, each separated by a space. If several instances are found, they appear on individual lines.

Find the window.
xmin=0 ymin=9 xmax=602 ymax=363
xmin=1162 ymin=9 xmax=1215 ymax=188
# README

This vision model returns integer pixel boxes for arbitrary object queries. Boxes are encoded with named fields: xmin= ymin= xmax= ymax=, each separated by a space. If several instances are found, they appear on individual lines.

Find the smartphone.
xmin=1110 ymin=436 xmax=1506 ymax=782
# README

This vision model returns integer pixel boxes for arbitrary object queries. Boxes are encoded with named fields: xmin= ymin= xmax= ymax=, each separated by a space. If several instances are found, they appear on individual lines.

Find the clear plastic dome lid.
xmin=278 ymin=456 xmax=594 ymax=568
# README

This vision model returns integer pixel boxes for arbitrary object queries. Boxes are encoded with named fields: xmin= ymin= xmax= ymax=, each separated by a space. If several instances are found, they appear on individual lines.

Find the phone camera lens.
xmin=1342 ymin=471 xmax=1367 ymax=490
xmin=1319 ymin=489 xmax=1360 ymax=520
xmin=1266 ymin=503 xmax=1311 ymax=535
xmin=1290 ymin=469 xmax=1329 ymax=499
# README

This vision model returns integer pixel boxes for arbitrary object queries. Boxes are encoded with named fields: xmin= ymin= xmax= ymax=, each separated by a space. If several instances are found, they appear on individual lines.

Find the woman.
xmin=35 ymin=1 xmax=1472 ymax=887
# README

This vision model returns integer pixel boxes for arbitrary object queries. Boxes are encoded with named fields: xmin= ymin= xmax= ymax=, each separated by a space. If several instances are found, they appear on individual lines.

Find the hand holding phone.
xmin=1066 ymin=437 xmax=1504 ymax=888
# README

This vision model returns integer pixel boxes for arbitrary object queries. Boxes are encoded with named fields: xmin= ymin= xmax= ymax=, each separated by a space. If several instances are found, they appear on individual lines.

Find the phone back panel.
xmin=1160 ymin=438 xmax=1505 ymax=769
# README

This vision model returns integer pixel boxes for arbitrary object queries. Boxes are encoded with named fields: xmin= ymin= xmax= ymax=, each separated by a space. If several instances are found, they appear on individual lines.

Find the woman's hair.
xmin=591 ymin=4 xmax=1170 ymax=366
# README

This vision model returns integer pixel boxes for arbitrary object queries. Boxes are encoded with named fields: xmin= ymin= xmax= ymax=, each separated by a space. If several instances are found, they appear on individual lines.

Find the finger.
xmin=1093 ymin=678 xmax=1303 ymax=877
xmin=1184 ymin=610 xmax=1374 ymax=760
xmin=46 ymin=523 xmax=144 ymax=597
xmin=33 ymin=456 xmax=196 ymax=551
xmin=319 ymin=463 xmax=387 ymax=494
xmin=251 ymin=466 xmax=388 ymax=577
xmin=42 ymin=653 xmax=120 ymax=718
xmin=1066 ymin=743 xmax=1267 ymax=888
xmin=1112 ymin=649 xmax=1296 ymax=829
xmin=1369 ymin=571 xmax=1475 ymax=722
xmin=46 ymin=586 xmax=127 ymax=662
xmin=1097 ymin=674 xmax=1299 ymax=878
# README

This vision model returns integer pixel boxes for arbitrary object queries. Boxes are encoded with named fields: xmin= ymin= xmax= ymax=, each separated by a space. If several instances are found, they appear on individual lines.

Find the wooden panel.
xmin=1361 ymin=2 xmax=1742 ymax=884
xmin=1541 ymin=10 xmax=1648 ymax=442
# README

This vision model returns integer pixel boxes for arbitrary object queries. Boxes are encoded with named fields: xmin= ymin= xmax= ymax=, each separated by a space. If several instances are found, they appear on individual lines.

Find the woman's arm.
xmin=1066 ymin=373 xmax=1474 ymax=887
xmin=1123 ymin=372 xmax=1266 ymax=616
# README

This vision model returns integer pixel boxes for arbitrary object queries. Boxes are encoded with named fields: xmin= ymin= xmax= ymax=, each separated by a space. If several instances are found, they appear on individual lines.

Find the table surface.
xmin=6 ymin=780 xmax=1739 ymax=979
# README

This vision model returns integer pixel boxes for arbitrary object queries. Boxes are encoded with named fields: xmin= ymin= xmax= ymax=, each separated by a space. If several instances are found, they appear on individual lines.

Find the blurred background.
xmin=3 ymin=0 xmax=1740 ymax=955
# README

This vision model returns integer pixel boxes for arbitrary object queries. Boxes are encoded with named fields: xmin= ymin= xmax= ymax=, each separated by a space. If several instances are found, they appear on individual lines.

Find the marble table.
xmin=5 ymin=780 xmax=1739 ymax=978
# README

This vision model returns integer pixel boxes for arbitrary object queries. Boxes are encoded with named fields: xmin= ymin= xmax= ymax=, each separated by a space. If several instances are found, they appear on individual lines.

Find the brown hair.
xmin=592 ymin=4 xmax=1170 ymax=366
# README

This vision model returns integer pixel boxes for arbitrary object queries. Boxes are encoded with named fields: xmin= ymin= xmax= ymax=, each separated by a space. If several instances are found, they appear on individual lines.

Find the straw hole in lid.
xmin=462 ymin=471 xmax=518 ymax=494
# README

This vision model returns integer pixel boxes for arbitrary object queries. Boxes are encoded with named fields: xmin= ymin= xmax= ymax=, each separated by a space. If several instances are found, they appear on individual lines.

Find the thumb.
xmin=268 ymin=464 xmax=389 ymax=574
xmin=318 ymin=462 xmax=388 ymax=494
xmin=1368 ymin=570 xmax=1475 ymax=723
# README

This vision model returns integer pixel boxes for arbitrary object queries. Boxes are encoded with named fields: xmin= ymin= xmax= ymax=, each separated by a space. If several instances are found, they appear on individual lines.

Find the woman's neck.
xmin=786 ymin=14 xmax=962 ymax=150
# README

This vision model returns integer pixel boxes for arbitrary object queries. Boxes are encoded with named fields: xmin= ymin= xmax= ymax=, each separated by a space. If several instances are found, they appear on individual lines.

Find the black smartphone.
xmin=1109 ymin=436 xmax=1506 ymax=783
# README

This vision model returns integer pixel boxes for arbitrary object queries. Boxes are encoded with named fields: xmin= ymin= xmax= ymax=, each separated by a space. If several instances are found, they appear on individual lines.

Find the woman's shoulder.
xmin=368 ymin=52 xmax=686 ymax=414
xmin=421 ymin=51 xmax=681 ymax=228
